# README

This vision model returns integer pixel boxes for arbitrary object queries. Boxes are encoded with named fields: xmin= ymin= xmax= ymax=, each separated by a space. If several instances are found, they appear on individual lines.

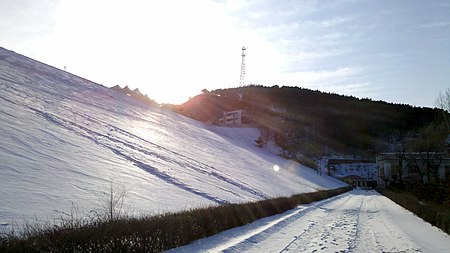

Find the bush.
xmin=387 ymin=182 xmax=450 ymax=206
xmin=377 ymin=188 xmax=450 ymax=235
xmin=1 ymin=187 xmax=351 ymax=253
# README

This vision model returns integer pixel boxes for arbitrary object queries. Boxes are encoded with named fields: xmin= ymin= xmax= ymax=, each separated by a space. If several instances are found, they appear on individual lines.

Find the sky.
xmin=1 ymin=0 xmax=449 ymax=106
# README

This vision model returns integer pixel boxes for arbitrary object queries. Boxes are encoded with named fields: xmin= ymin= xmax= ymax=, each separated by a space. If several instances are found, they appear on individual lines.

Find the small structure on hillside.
xmin=219 ymin=109 xmax=250 ymax=125
xmin=110 ymin=85 xmax=157 ymax=106
xmin=327 ymin=159 xmax=378 ymax=188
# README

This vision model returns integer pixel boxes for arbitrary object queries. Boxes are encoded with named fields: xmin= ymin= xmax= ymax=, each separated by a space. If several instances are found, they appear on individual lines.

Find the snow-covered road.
xmin=170 ymin=190 xmax=450 ymax=252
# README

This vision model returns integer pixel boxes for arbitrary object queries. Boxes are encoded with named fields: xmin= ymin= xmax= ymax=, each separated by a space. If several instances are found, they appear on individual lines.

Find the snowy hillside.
xmin=0 ymin=47 xmax=345 ymax=227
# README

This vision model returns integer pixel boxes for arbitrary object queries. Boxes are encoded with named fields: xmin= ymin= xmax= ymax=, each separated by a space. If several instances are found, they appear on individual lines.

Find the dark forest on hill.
xmin=174 ymin=85 xmax=447 ymax=166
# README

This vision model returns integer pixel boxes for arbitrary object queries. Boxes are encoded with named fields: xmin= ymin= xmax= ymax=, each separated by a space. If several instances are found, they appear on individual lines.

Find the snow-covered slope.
xmin=0 ymin=47 xmax=345 ymax=227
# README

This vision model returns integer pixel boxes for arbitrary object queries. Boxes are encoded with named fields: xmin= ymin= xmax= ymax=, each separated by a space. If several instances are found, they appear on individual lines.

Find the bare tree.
xmin=435 ymin=88 xmax=450 ymax=132
xmin=381 ymin=174 xmax=391 ymax=186
xmin=98 ymin=179 xmax=128 ymax=220
xmin=393 ymin=140 xmax=408 ymax=183
xmin=405 ymin=154 xmax=425 ymax=183
xmin=408 ymin=122 xmax=447 ymax=183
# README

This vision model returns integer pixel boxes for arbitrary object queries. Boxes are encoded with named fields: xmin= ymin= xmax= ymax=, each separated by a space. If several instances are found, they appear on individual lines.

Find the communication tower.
xmin=239 ymin=46 xmax=247 ymax=87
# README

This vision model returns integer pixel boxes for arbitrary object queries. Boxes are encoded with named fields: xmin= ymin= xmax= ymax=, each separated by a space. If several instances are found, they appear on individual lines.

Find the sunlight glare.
xmin=49 ymin=0 xmax=261 ymax=104
xmin=273 ymin=165 xmax=280 ymax=172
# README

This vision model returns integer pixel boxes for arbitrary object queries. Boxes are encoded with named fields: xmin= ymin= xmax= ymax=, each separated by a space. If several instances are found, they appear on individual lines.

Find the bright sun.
xmin=32 ymin=0 xmax=283 ymax=105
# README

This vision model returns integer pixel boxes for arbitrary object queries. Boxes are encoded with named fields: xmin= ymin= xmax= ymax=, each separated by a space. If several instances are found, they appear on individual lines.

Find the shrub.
xmin=377 ymin=188 xmax=450 ymax=235
xmin=387 ymin=182 xmax=450 ymax=206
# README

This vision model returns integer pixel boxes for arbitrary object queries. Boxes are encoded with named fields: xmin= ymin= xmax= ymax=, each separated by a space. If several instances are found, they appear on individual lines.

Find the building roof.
xmin=342 ymin=175 xmax=366 ymax=180
xmin=328 ymin=159 xmax=373 ymax=165
xmin=376 ymin=152 xmax=450 ymax=162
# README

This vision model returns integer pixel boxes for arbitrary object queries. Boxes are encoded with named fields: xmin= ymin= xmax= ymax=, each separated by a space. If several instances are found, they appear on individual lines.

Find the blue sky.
xmin=1 ymin=0 xmax=449 ymax=106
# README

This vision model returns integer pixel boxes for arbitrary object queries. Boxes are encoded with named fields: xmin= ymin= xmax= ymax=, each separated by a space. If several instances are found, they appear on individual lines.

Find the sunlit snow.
xmin=0 ymin=47 xmax=345 ymax=228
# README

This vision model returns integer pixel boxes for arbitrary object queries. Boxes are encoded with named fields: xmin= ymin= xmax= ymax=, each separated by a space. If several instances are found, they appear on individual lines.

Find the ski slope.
xmin=170 ymin=190 xmax=450 ymax=252
xmin=0 ymin=47 xmax=345 ymax=227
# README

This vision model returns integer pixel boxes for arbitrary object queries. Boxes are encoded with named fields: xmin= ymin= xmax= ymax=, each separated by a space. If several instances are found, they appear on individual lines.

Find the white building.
xmin=327 ymin=159 xmax=378 ymax=188
xmin=219 ymin=109 xmax=250 ymax=125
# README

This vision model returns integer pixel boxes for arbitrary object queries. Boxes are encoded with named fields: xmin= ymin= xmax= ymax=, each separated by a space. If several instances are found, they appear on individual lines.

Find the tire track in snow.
xmin=30 ymin=107 xmax=229 ymax=205
xmin=210 ymin=193 xmax=351 ymax=253
xmin=279 ymin=193 xmax=361 ymax=253
xmin=108 ymin=148 xmax=228 ymax=205
xmin=352 ymin=193 xmax=384 ymax=252
xmin=62 ymin=106 xmax=270 ymax=199
xmin=355 ymin=193 xmax=422 ymax=252
xmin=283 ymin=191 xmax=423 ymax=253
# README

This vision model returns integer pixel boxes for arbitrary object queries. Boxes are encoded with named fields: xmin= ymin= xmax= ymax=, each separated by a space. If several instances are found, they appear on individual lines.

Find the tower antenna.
xmin=239 ymin=46 xmax=247 ymax=87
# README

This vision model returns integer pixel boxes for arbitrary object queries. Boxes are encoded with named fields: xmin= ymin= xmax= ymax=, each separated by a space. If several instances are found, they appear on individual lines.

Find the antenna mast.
xmin=239 ymin=46 xmax=247 ymax=87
